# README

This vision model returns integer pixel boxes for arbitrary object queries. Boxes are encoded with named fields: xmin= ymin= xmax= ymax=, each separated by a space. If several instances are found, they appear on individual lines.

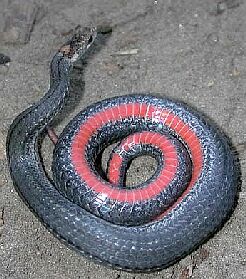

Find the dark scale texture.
xmin=53 ymin=115 xmax=192 ymax=225
xmin=107 ymin=143 xmax=165 ymax=187
xmin=6 ymin=28 xmax=238 ymax=271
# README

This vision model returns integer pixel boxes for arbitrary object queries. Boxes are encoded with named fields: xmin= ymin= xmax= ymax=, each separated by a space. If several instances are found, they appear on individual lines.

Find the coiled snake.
xmin=6 ymin=27 xmax=238 ymax=271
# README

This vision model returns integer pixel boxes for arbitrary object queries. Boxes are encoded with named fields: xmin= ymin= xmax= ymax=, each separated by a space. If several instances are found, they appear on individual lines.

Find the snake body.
xmin=7 ymin=27 xmax=238 ymax=271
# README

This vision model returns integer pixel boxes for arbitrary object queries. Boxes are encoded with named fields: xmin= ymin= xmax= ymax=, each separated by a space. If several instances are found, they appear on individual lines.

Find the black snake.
xmin=6 ymin=27 xmax=238 ymax=271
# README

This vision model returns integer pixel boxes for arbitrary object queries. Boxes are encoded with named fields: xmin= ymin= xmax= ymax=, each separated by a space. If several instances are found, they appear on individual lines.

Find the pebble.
xmin=217 ymin=1 xmax=227 ymax=14
xmin=207 ymin=33 xmax=219 ymax=46
xmin=216 ymin=0 xmax=241 ymax=15
xmin=0 ymin=54 xmax=11 ymax=65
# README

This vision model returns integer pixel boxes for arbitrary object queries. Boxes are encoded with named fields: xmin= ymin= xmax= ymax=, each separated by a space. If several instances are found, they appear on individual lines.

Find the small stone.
xmin=217 ymin=1 xmax=227 ymax=14
xmin=207 ymin=80 xmax=215 ymax=87
xmin=0 ymin=53 xmax=11 ymax=65
xmin=207 ymin=33 xmax=219 ymax=46
xmin=230 ymin=68 xmax=240 ymax=77
xmin=216 ymin=0 xmax=241 ymax=15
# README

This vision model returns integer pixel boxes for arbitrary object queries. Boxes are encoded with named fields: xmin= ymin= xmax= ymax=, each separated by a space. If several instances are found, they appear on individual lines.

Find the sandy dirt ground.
xmin=0 ymin=0 xmax=245 ymax=278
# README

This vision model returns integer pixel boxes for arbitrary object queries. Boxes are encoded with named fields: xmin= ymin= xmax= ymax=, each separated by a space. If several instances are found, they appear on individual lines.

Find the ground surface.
xmin=0 ymin=0 xmax=245 ymax=278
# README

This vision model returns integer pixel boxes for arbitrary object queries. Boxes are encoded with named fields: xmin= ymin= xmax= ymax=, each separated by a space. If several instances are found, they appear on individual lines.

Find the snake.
xmin=6 ymin=27 xmax=238 ymax=271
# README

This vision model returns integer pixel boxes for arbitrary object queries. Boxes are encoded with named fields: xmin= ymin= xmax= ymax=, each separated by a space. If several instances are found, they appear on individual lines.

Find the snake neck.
xmin=7 ymin=28 xmax=96 ymax=164
xmin=7 ymin=26 xmax=97 ymax=161
xmin=7 ymin=54 xmax=72 ymax=160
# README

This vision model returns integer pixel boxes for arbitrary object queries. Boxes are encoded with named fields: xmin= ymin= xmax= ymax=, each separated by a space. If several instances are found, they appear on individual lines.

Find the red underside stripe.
xmin=107 ymin=131 xmax=178 ymax=189
xmin=71 ymin=103 xmax=203 ymax=204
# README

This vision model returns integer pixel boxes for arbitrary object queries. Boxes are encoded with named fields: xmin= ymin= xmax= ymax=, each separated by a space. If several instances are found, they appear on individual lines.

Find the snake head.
xmin=59 ymin=27 xmax=97 ymax=62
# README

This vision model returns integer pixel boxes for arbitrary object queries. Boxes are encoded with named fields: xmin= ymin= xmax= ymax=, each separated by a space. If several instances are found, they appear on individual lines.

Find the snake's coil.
xmin=7 ymin=27 xmax=238 ymax=271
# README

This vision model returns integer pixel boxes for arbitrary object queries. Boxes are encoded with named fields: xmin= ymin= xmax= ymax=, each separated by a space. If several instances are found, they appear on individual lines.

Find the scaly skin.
xmin=6 ymin=27 xmax=238 ymax=271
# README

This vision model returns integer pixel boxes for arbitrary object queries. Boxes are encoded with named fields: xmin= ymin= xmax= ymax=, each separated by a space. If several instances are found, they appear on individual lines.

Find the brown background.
xmin=0 ymin=0 xmax=245 ymax=278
